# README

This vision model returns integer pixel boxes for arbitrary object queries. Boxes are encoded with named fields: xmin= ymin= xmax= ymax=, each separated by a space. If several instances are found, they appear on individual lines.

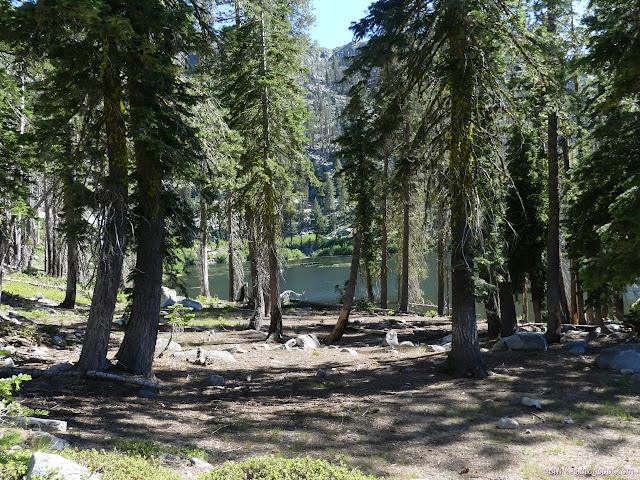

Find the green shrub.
xmin=1 ymin=374 xmax=42 ymax=417
xmin=64 ymin=449 xmax=182 ymax=480
xmin=624 ymin=299 xmax=640 ymax=334
xmin=198 ymin=456 xmax=379 ymax=480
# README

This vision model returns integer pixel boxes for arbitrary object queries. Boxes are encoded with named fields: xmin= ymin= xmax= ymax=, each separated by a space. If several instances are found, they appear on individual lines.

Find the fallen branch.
xmin=0 ymin=367 xmax=166 ymax=390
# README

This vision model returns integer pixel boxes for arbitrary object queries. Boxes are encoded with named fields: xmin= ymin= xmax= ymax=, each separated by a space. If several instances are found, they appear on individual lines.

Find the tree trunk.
xmin=0 ymin=229 xmax=4 ymax=305
xmin=570 ymin=262 xmax=577 ymax=324
xmin=614 ymin=294 xmax=625 ymax=322
xmin=399 ymin=181 xmax=410 ymax=313
xmin=498 ymin=267 xmax=517 ymax=337
xmin=247 ymin=209 xmax=265 ymax=330
xmin=365 ymin=262 xmax=374 ymax=304
xmin=437 ymin=205 xmax=446 ymax=317
xmin=227 ymin=207 xmax=236 ymax=302
xmin=532 ymin=299 xmax=543 ymax=324
xmin=481 ymin=269 xmax=500 ymax=339
xmin=559 ymin=266 xmax=571 ymax=324
xmin=326 ymin=232 xmax=361 ymax=344
xmin=546 ymin=111 xmax=564 ymax=343
xmin=576 ymin=271 xmax=585 ymax=324
xmin=198 ymin=196 xmax=211 ymax=299
xmin=77 ymin=65 xmax=128 ymax=373
xmin=440 ymin=28 xmax=487 ymax=379
xmin=60 ymin=166 xmax=78 ymax=309
xmin=522 ymin=280 xmax=529 ymax=323
xmin=115 ymin=134 xmax=164 ymax=377
xmin=266 ymin=226 xmax=283 ymax=342
xmin=380 ymin=155 xmax=389 ymax=309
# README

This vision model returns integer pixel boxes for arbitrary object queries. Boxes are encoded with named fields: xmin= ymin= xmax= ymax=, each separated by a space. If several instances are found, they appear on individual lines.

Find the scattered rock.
xmin=160 ymin=286 xmax=178 ymax=308
xmin=400 ymin=392 xmax=413 ymax=398
xmin=341 ymin=348 xmax=358 ymax=355
xmin=399 ymin=341 xmax=415 ymax=348
xmin=424 ymin=344 xmax=446 ymax=353
xmin=620 ymin=368 xmax=634 ymax=375
xmin=284 ymin=338 xmax=297 ymax=350
xmin=383 ymin=330 xmax=399 ymax=348
xmin=47 ymin=363 xmax=73 ymax=374
xmin=155 ymin=338 xmax=182 ymax=353
xmin=525 ymin=429 xmax=532 ymax=434
xmin=3 ymin=357 xmax=15 ymax=368
xmin=491 ymin=332 xmax=547 ymax=351
xmin=203 ymin=350 xmax=236 ymax=363
xmin=34 ymin=292 xmax=43 ymax=300
xmin=441 ymin=334 xmax=452 ymax=345
xmin=207 ymin=374 xmax=225 ymax=386
xmin=139 ymin=388 xmax=158 ymax=398
xmin=569 ymin=346 xmax=586 ymax=355
xmin=563 ymin=341 xmax=592 ymax=353
xmin=483 ymin=399 xmax=496 ymax=408
xmin=226 ymin=453 xmax=238 ymax=460
xmin=497 ymin=417 xmax=519 ymax=430
xmin=224 ymin=345 xmax=248 ymax=354
xmin=26 ymin=452 xmax=98 ymax=480
xmin=190 ymin=457 xmax=213 ymax=470
xmin=316 ymin=368 xmax=327 ymax=378
xmin=11 ymin=417 xmax=67 ymax=433
xmin=521 ymin=397 xmax=542 ymax=410
xmin=565 ymin=419 xmax=574 ymax=425
xmin=605 ymin=323 xmax=622 ymax=332
xmin=30 ymin=432 xmax=70 ymax=451
xmin=596 ymin=344 xmax=640 ymax=373
xmin=51 ymin=336 xmax=67 ymax=346
xmin=179 ymin=299 xmax=203 ymax=310
xmin=295 ymin=334 xmax=320 ymax=350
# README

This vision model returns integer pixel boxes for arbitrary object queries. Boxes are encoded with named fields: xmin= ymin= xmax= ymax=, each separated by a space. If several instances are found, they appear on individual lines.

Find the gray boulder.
xmin=27 ymin=452 xmax=98 ymax=479
xmin=596 ymin=344 xmax=640 ymax=373
xmin=492 ymin=332 xmax=547 ymax=351
xmin=30 ymin=432 xmax=70 ymax=451
xmin=179 ymin=299 xmax=203 ymax=310
xmin=155 ymin=338 xmax=182 ymax=354
xmin=160 ymin=286 xmax=178 ymax=308
xmin=203 ymin=350 xmax=236 ymax=363
xmin=11 ymin=417 xmax=67 ymax=433
xmin=563 ymin=341 xmax=592 ymax=353
xmin=383 ymin=330 xmax=399 ymax=348
xmin=295 ymin=334 xmax=321 ymax=350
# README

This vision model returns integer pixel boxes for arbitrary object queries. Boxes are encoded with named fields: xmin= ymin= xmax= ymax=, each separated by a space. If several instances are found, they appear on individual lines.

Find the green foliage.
xmin=198 ymin=456 xmax=379 ymax=480
xmin=165 ymin=304 xmax=195 ymax=329
xmin=64 ymin=449 xmax=181 ymax=480
xmin=623 ymin=299 xmax=640 ymax=335
xmin=0 ymin=374 xmax=46 ymax=418
xmin=0 ymin=434 xmax=31 ymax=480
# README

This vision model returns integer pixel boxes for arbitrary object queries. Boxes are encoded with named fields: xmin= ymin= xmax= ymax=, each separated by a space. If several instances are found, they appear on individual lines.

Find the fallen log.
xmin=0 ymin=367 xmax=165 ymax=390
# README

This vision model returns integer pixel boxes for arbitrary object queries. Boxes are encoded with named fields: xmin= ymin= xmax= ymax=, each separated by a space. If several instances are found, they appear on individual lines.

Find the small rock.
xmin=226 ymin=453 xmax=238 ymax=460
xmin=203 ymin=350 xmax=236 ymax=363
xmin=47 ymin=363 xmax=73 ymax=374
xmin=139 ymin=388 xmax=158 ymax=398
xmin=104 ymin=436 xmax=112 ymax=441
xmin=190 ymin=457 xmax=213 ymax=470
xmin=424 ymin=344 xmax=446 ymax=353
xmin=341 ymin=348 xmax=358 ymax=355
xmin=383 ymin=330 xmax=399 ymax=348
xmin=565 ymin=419 xmax=574 ymax=425
xmin=30 ymin=432 xmax=70 ymax=451
xmin=207 ymin=375 xmax=225 ymax=386
xmin=400 ymin=392 xmax=413 ymax=398
xmin=586 ymin=424 xmax=593 ymax=429
xmin=155 ymin=338 xmax=182 ymax=353
xmin=492 ymin=333 xmax=547 ymax=351
xmin=483 ymin=399 xmax=496 ymax=408
xmin=399 ymin=341 xmax=415 ymax=348
xmin=316 ymin=368 xmax=327 ymax=378
xmin=11 ymin=417 xmax=67 ymax=433
xmin=179 ymin=299 xmax=203 ymax=310
xmin=497 ymin=417 xmax=519 ymax=430
xmin=34 ymin=292 xmax=43 ymax=300
xmin=3 ymin=357 xmax=15 ymax=368
xmin=295 ymin=334 xmax=320 ymax=350
xmin=284 ymin=338 xmax=297 ymax=349
xmin=441 ymin=334 xmax=452 ymax=345
xmin=26 ymin=452 xmax=98 ymax=480
xmin=521 ymin=397 xmax=542 ymax=410
xmin=51 ymin=336 xmax=67 ymax=346
xmin=620 ymin=368 xmax=634 ymax=375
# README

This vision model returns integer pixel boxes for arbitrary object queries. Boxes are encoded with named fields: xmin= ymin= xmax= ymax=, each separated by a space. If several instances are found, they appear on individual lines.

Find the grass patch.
xmin=521 ymin=462 xmax=551 ymax=480
xmin=3 ymin=279 xmax=92 ymax=305
xmin=198 ymin=456 xmax=379 ymax=480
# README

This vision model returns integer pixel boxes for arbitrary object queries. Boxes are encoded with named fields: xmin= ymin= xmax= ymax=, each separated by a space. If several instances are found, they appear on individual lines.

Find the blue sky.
xmin=309 ymin=0 xmax=373 ymax=48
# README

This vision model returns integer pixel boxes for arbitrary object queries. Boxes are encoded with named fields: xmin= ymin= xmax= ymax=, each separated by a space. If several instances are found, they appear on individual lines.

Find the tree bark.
xmin=266 ymin=226 xmax=283 ymax=342
xmin=60 ymin=164 xmax=78 ymax=309
xmin=576 ymin=271 xmax=585 ymax=324
xmin=522 ymin=279 xmax=529 ymax=323
xmin=77 ymin=64 xmax=128 ymax=373
xmin=247 ymin=209 xmax=265 ymax=330
xmin=227 ymin=207 xmax=236 ymax=302
xmin=365 ymin=262 xmax=374 ymax=305
xmin=614 ymin=294 xmax=625 ymax=322
xmin=440 ymin=28 xmax=487 ymax=379
xmin=326 ymin=232 xmax=361 ymax=344
xmin=498 ymin=266 xmax=517 ymax=337
xmin=437 ymin=204 xmax=446 ymax=317
xmin=399 ymin=181 xmax=410 ymax=313
xmin=546 ymin=111 xmax=564 ymax=343
xmin=198 ymin=195 xmax=211 ymax=299
xmin=481 ymin=269 xmax=500 ymax=339
xmin=380 ymin=155 xmax=389 ymax=309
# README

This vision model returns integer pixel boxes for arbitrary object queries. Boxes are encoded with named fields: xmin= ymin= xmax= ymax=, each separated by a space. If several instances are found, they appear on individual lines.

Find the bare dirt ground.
xmin=3 ymin=295 xmax=640 ymax=480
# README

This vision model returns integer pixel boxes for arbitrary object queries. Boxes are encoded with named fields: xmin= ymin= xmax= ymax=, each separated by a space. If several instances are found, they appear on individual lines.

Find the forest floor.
xmin=1 ymin=289 xmax=640 ymax=480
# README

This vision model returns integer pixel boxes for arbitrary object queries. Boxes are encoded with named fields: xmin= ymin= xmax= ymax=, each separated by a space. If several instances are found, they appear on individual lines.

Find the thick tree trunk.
xmin=440 ymin=29 xmax=487 ymax=379
xmin=115 ymin=138 xmax=164 ymax=377
xmin=266 ymin=227 xmax=283 ymax=342
xmin=522 ymin=280 xmax=529 ymax=324
xmin=437 ymin=206 xmax=446 ymax=317
xmin=576 ymin=271 xmax=585 ymax=324
xmin=399 ymin=181 xmax=410 ymax=313
xmin=198 ymin=197 xmax=210 ymax=299
xmin=498 ymin=267 xmax=517 ymax=337
xmin=77 ymin=66 xmax=128 ymax=373
xmin=380 ymin=155 xmax=389 ymax=309
xmin=532 ymin=299 xmax=543 ymax=324
xmin=546 ymin=111 xmax=564 ymax=343
xmin=60 ymin=167 xmax=78 ymax=309
xmin=247 ymin=210 xmax=264 ymax=330
xmin=614 ymin=294 xmax=625 ymax=322
xmin=365 ymin=262 xmax=374 ymax=304
xmin=228 ymin=207 xmax=236 ymax=302
xmin=481 ymin=269 xmax=500 ymax=339
xmin=326 ymin=232 xmax=361 ymax=344
xmin=559 ymin=266 xmax=571 ymax=324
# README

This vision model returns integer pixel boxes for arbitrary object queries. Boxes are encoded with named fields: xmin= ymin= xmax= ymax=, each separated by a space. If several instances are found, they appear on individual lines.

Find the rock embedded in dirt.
xmin=295 ymin=334 xmax=321 ymax=350
xmin=51 ymin=335 xmax=67 ymax=346
xmin=596 ymin=344 xmax=640 ymax=373
xmin=341 ymin=348 xmax=358 ymax=355
xmin=565 ymin=419 xmax=574 ymax=425
xmin=425 ymin=344 xmax=446 ymax=353
xmin=3 ymin=357 xmax=15 ymax=367
xmin=383 ymin=330 xmax=399 ymax=347
xmin=191 ymin=457 xmax=213 ymax=470
xmin=27 ymin=452 xmax=98 ymax=480
xmin=284 ymin=338 xmax=297 ymax=349
xmin=563 ymin=341 xmax=592 ymax=354
xmin=155 ymin=338 xmax=182 ymax=353
xmin=11 ymin=417 xmax=67 ymax=433
xmin=521 ymin=397 xmax=542 ymax=409
xmin=483 ymin=399 xmax=496 ymax=408
xmin=491 ymin=333 xmax=547 ymax=351
xmin=440 ymin=334 xmax=452 ymax=345
xmin=30 ymin=432 xmax=70 ymax=451
xmin=316 ymin=368 xmax=327 ymax=378
xmin=207 ymin=374 xmax=225 ymax=385
xmin=400 ymin=392 xmax=413 ymax=398
xmin=497 ymin=417 xmax=519 ymax=430
xmin=47 ymin=363 xmax=73 ymax=374
xmin=139 ymin=388 xmax=158 ymax=398
xmin=179 ymin=298 xmax=203 ymax=310
xmin=398 ymin=341 xmax=416 ymax=348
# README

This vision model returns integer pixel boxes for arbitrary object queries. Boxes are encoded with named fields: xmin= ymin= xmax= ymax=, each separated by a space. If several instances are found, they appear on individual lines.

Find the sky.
xmin=309 ymin=0 xmax=373 ymax=49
